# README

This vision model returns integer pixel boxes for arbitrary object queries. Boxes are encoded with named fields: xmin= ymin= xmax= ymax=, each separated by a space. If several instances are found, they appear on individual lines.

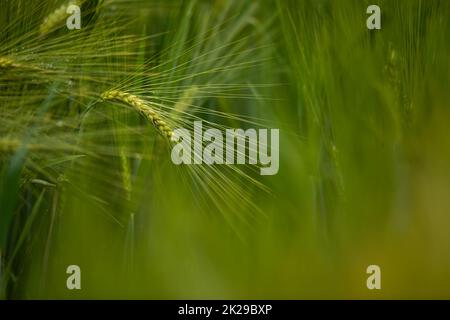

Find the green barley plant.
xmin=1 ymin=0 xmax=274 ymax=298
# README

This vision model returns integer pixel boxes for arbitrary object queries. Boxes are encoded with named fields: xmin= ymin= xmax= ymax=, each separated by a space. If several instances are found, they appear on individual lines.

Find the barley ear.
xmin=0 ymin=57 xmax=20 ymax=70
xmin=101 ymin=90 xmax=176 ymax=142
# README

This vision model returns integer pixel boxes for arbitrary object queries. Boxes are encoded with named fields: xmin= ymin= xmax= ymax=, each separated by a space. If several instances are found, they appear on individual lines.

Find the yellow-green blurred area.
xmin=1 ymin=0 xmax=450 ymax=299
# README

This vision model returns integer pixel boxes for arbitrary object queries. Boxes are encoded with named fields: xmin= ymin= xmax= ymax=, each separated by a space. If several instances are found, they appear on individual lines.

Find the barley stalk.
xmin=0 ymin=138 xmax=79 ymax=153
xmin=101 ymin=90 xmax=175 ymax=141
xmin=0 ymin=56 xmax=43 ymax=73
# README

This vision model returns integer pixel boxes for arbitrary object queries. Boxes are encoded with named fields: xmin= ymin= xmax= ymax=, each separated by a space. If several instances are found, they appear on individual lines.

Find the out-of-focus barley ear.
xmin=101 ymin=90 xmax=176 ymax=142
xmin=172 ymin=85 xmax=199 ymax=118
xmin=120 ymin=148 xmax=132 ymax=201
xmin=0 ymin=138 xmax=82 ymax=154
xmin=39 ymin=0 xmax=78 ymax=36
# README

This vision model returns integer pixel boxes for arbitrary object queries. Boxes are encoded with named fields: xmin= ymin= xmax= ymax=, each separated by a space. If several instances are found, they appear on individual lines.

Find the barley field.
xmin=1 ymin=0 xmax=450 ymax=299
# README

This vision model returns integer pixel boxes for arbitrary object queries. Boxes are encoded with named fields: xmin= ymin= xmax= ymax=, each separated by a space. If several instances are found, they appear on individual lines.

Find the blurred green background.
xmin=1 ymin=0 xmax=450 ymax=299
